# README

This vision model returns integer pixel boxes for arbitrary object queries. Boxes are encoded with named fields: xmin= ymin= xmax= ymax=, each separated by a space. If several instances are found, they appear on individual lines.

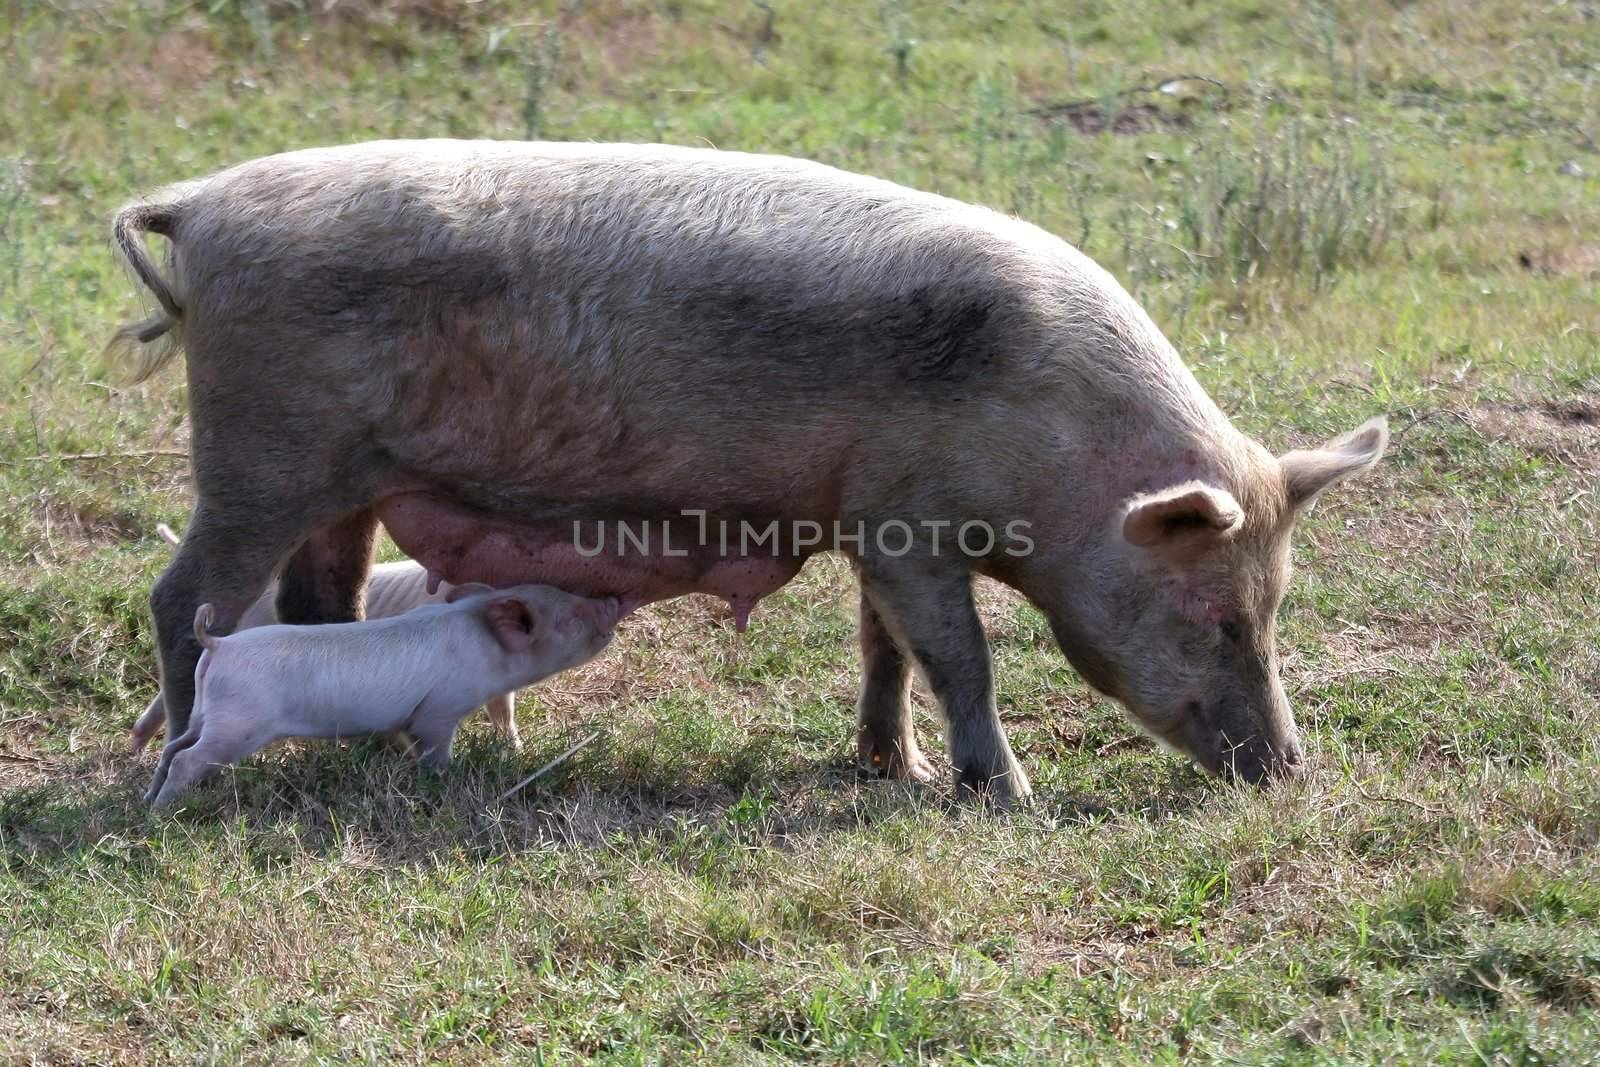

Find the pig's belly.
xmin=375 ymin=492 xmax=808 ymax=630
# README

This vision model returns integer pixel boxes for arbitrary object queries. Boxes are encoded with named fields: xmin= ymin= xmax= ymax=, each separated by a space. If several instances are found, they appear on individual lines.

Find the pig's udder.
xmin=377 ymin=493 xmax=805 ymax=629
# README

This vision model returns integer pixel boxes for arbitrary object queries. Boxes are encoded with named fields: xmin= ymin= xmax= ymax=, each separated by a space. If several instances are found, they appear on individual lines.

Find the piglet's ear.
xmin=446 ymin=581 xmax=497 ymax=604
xmin=484 ymin=598 xmax=539 ymax=652
xmin=1122 ymin=482 xmax=1243 ymax=549
xmin=1279 ymin=416 xmax=1389 ymax=513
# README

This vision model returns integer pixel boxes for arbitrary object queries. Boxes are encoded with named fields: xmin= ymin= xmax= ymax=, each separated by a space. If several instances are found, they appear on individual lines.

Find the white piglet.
xmin=132 ymin=525 xmax=525 ymax=751
xmin=145 ymin=583 xmax=622 ymax=808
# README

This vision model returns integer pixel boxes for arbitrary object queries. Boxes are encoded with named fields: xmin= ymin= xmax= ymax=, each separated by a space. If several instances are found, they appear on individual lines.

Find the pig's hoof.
xmin=858 ymin=737 xmax=935 ymax=782
xmin=953 ymin=764 xmax=1034 ymax=810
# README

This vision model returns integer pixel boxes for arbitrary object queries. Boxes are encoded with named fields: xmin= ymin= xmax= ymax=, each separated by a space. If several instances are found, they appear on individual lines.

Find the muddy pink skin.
xmin=379 ymin=493 xmax=808 ymax=632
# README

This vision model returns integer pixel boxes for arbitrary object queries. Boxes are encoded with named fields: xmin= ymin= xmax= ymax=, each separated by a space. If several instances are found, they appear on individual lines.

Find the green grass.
xmin=3 ymin=0 xmax=1599 ymax=1061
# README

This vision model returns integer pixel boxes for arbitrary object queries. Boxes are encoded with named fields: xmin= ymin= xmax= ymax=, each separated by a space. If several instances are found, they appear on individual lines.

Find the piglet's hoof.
xmin=129 ymin=720 xmax=160 ymax=754
xmin=384 ymin=732 xmax=421 ymax=759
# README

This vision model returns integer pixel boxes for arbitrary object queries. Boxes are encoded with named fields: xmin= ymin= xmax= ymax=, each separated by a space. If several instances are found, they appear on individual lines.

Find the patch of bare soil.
xmin=1029 ymin=76 xmax=1226 ymax=135
xmin=107 ymin=32 xmax=225 ymax=106
xmin=1035 ymin=99 xmax=1191 ymax=135
xmin=0 ymin=752 xmax=54 ymax=793
xmin=973 ymin=577 xmax=1026 ymax=627
xmin=31 ymin=498 xmax=146 ymax=558
xmin=1298 ymin=625 xmax=1446 ymax=684
xmin=1517 ymin=243 xmax=1600 ymax=277
xmin=1468 ymin=398 xmax=1600 ymax=470
xmin=572 ymin=6 xmax=663 ymax=69
xmin=0 ymin=731 xmax=132 ymax=796
xmin=1019 ymin=926 xmax=1166 ymax=980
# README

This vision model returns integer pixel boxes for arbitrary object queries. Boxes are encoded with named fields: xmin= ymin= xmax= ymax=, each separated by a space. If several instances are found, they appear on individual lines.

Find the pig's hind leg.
xmin=131 ymin=691 xmax=166 ymax=752
xmin=275 ymin=508 xmax=379 ymax=625
xmin=154 ymin=344 xmax=400 ymax=743
xmin=151 ymin=500 xmax=323 ymax=741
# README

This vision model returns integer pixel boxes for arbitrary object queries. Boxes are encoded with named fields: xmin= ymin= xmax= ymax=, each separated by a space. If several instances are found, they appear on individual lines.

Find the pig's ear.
xmin=1278 ymin=417 xmax=1388 ymax=513
xmin=446 ymin=581 xmax=497 ymax=604
xmin=1123 ymin=482 xmax=1243 ymax=549
xmin=484 ymin=598 xmax=540 ymax=652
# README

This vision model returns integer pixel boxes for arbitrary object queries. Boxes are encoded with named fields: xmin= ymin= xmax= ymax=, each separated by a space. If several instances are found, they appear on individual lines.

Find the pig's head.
xmin=1036 ymin=418 xmax=1388 ymax=784
xmin=449 ymin=582 xmax=623 ymax=677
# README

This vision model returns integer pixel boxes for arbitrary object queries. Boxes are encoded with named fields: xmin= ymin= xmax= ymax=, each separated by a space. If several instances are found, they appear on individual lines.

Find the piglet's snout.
xmin=575 ymin=596 xmax=623 ymax=634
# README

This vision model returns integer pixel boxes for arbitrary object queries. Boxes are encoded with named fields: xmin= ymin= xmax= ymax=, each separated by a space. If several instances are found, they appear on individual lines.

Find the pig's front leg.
xmin=854 ymin=588 xmax=934 ymax=782
xmin=860 ymin=565 xmax=1031 ymax=807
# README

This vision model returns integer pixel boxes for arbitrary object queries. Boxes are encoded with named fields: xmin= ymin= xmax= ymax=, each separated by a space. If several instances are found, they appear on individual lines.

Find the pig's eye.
xmin=1219 ymin=619 xmax=1242 ymax=643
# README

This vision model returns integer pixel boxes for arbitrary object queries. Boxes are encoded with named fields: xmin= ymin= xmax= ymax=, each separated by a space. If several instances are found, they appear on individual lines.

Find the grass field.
xmin=3 ymin=0 xmax=1598 ymax=1061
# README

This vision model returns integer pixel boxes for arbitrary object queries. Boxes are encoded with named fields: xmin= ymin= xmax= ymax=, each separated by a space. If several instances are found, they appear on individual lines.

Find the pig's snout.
xmin=1175 ymin=699 xmax=1305 ymax=786
xmin=1218 ymin=731 xmax=1306 ymax=786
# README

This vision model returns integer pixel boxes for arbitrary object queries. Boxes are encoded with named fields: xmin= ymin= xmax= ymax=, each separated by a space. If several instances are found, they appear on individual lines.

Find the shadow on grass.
xmin=0 ymin=728 xmax=1216 ymax=884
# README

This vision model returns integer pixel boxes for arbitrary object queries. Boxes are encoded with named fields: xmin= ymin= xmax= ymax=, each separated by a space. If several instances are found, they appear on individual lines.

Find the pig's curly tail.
xmin=105 ymin=196 xmax=190 ymax=382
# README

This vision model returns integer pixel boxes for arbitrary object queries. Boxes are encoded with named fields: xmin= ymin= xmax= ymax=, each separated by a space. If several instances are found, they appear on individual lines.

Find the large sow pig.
xmin=111 ymin=140 xmax=1387 ymax=804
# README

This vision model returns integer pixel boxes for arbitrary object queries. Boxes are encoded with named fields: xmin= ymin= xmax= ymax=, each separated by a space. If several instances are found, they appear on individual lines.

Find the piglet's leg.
xmin=146 ymin=723 xmax=203 ymax=805
xmin=131 ymin=692 xmax=166 ymax=752
xmin=410 ymin=713 xmax=465 ymax=772
xmin=151 ymin=744 xmax=220 ymax=810
xmin=151 ymin=718 xmax=279 ymax=809
xmin=484 ymin=692 xmax=521 ymax=750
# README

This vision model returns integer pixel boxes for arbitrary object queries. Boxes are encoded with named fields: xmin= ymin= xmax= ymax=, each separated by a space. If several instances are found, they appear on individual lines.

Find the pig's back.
xmin=174 ymin=140 xmax=1076 ymax=393
xmin=165 ymin=140 xmax=1190 ymax=513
